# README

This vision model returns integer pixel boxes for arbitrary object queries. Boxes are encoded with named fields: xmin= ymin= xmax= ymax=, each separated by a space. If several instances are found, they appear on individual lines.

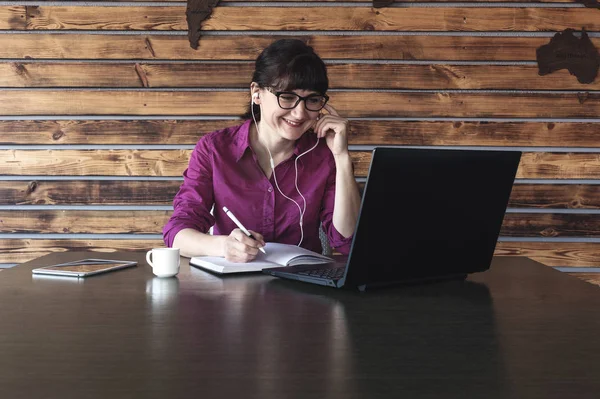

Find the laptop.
xmin=263 ymin=147 xmax=522 ymax=291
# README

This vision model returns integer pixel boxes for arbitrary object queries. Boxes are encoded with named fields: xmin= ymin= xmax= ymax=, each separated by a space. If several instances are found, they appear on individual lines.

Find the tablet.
xmin=32 ymin=258 xmax=137 ymax=278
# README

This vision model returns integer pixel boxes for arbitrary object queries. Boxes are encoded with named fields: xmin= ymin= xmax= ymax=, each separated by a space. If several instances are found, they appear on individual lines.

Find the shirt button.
xmin=266 ymin=218 xmax=272 ymax=223
xmin=268 ymin=187 xmax=273 ymax=193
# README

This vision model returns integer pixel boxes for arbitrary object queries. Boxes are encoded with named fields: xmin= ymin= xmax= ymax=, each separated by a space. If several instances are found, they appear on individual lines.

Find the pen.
xmin=222 ymin=206 xmax=267 ymax=254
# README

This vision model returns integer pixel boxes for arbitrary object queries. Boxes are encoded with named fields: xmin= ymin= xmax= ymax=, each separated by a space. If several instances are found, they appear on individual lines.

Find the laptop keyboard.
xmin=296 ymin=266 xmax=345 ymax=280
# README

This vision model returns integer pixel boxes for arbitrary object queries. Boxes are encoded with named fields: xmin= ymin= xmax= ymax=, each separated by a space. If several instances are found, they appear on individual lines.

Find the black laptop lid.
xmin=344 ymin=147 xmax=521 ymax=287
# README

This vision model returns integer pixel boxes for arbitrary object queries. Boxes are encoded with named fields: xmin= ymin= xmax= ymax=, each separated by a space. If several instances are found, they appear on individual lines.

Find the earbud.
xmin=252 ymin=93 xmax=259 ymax=104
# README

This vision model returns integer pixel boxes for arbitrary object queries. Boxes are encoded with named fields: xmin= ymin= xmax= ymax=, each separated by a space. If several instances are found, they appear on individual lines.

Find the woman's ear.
xmin=250 ymin=83 xmax=261 ymax=105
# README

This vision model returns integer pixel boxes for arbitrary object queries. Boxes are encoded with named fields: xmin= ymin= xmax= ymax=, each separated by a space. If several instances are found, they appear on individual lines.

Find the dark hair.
xmin=242 ymin=38 xmax=329 ymax=121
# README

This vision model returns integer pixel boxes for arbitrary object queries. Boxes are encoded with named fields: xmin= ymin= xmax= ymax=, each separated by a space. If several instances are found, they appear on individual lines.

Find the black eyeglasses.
xmin=266 ymin=88 xmax=329 ymax=112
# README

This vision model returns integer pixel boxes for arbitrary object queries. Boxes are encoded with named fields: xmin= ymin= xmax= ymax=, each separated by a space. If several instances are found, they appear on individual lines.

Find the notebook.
xmin=263 ymin=146 xmax=522 ymax=291
xmin=189 ymin=242 xmax=333 ymax=274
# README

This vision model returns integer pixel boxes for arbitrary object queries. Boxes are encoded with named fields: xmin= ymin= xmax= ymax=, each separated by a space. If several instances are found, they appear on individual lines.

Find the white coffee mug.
xmin=146 ymin=247 xmax=180 ymax=278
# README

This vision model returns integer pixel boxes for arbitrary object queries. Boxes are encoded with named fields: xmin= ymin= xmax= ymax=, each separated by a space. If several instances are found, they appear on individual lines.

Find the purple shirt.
xmin=163 ymin=120 xmax=354 ymax=255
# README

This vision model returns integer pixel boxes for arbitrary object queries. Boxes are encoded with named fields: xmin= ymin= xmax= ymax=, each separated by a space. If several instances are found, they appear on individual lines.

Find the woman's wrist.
xmin=174 ymin=229 xmax=229 ymax=258
xmin=333 ymin=151 xmax=351 ymax=164
xmin=217 ymin=234 xmax=228 ymax=257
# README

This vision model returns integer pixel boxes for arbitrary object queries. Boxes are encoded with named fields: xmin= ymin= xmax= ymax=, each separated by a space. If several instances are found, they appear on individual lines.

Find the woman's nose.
xmin=290 ymin=100 xmax=310 ymax=119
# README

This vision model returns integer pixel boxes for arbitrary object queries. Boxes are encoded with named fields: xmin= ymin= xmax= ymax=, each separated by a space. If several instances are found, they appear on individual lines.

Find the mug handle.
xmin=146 ymin=250 xmax=154 ymax=268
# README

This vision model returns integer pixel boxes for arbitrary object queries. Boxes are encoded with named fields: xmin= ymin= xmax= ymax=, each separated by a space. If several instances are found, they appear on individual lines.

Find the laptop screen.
xmin=344 ymin=147 xmax=521 ymax=287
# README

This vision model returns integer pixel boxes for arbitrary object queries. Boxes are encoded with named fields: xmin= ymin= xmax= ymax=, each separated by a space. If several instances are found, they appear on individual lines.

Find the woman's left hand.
xmin=313 ymin=104 xmax=350 ymax=157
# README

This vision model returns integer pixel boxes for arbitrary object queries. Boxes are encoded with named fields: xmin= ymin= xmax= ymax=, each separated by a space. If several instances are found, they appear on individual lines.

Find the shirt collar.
xmin=293 ymin=130 xmax=319 ymax=157
xmin=234 ymin=120 xmax=318 ymax=162
xmin=234 ymin=120 xmax=253 ymax=162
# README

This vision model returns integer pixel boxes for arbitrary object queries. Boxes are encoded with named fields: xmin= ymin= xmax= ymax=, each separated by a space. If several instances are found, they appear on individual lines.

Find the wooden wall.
xmin=0 ymin=0 xmax=599 ymax=268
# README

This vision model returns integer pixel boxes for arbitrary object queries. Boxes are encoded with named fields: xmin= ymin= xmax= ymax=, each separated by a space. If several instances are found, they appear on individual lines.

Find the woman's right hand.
xmin=223 ymin=229 xmax=266 ymax=263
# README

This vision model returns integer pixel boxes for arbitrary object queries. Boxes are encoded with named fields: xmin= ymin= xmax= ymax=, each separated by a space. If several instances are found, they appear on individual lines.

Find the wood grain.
xmin=0 ymin=239 xmax=163 ymax=264
xmin=345 ymin=121 xmax=600 ymax=147
xmin=1 ymin=150 xmax=599 ymax=179
xmin=18 ymin=6 xmax=600 ymax=32
xmin=0 ymin=6 xmax=25 ymax=29
xmin=0 ymin=34 xmax=581 ymax=61
xmin=2 ymin=181 xmax=600 ymax=209
xmin=516 ymin=153 xmax=600 ymax=180
xmin=495 ymin=242 xmax=600 ymax=267
xmin=354 ymin=182 xmax=600 ymax=209
xmin=0 ymin=180 xmax=182 ymax=205
xmin=325 ymin=64 xmax=600 ymax=90
xmin=0 ymin=120 xmax=234 ymax=145
xmin=1 ymin=91 xmax=600 ymax=118
xmin=2 ymin=120 xmax=600 ymax=148
xmin=1 ymin=62 xmax=599 ymax=90
xmin=508 ymin=184 xmax=600 ymax=209
xmin=0 ymin=210 xmax=171 ymax=234
xmin=500 ymin=213 xmax=600 ymax=237
xmin=0 ymin=210 xmax=598 ymax=236
xmin=0 ymin=149 xmax=193 ymax=177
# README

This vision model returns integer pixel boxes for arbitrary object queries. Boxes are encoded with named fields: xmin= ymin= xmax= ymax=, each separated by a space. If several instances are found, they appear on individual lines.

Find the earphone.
xmin=251 ymin=90 xmax=320 ymax=247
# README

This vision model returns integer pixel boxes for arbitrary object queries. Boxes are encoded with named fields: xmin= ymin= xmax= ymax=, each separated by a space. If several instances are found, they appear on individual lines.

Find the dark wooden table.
xmin=1 ymin=253 xmax=600 ymax=399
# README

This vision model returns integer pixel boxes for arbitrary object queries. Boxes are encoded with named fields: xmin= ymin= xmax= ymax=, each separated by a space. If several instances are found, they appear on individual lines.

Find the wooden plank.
xmin=2 ymin=239 xmax=599 ymax=266
xmin=20 ymin=6 xmax=600 ymax=32
xmin=0 ymin=210 xmax=171 ymax=234
xmin=0 ymin=34 xmax=581 ymax=61
xmin=326 ymin=64 xmax=600 ymax=91
xmin=0 ymin=62 xmax=254 ymax=88
xmin=2 ymin=63 xmax=599 ymax=91
xmin=0 ymin=180 xmax=182 ymax=205
xmin=2 ymin=181 xmax=600 ymax=209
xmin=355 ymin=181 xmax=600 ymax=208
xmin=509 ymin=184 xmax=600 ymax=209
xmin=0 ymin=62 xmax=151 ymax=88
xmin=501 ymin=213 xmax=600 ymax=238
xmin=494 ymin=242 xmax=600 ymax=267
xmin=0 ymin=149 xmax=193 ymax=177
xmin=345 ymin=121 xmax=600 ymax=147
xmin=0 ymin=120 xmax=235 ymax=145
xmin=516 ymin=153 xmax=600 ymax=180
xmin=0 ymin=6 xmax=25 ymax=29
xmin=3 ymin=181 xmax=600 ymax=209
xmin=0 ymin=150 xmax=599 ymax=179
xmin=0 ymin=239 xmax=162 ymax=264
xmin=2 ymin=120 xmax=600 ymax=148
xmin=1 ymin=91 xmax=600 ymax=118
xmin=0 ymin=210 xmax=597 ymax=236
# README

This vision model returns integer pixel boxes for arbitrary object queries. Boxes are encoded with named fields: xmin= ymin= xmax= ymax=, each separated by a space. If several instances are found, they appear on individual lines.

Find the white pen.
xmin=223 ymin=206 xmax=267 ymax=254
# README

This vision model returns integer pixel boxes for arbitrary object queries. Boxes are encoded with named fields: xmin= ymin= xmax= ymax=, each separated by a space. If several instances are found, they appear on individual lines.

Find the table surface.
xmin=1 ymin=253 xmax=600 ymax=399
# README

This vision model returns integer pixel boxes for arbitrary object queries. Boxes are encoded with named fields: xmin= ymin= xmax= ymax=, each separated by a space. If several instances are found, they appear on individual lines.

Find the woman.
xmin=163 ymin=38 xmax=361 ymax=262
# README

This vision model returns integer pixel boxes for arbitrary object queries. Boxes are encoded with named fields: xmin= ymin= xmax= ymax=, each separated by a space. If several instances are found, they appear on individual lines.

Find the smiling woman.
xmin=163 ymin=38 xmax=361 ymax=263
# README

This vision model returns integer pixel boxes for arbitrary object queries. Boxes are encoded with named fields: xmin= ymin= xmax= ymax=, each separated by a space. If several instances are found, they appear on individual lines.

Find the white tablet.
xmin=32 ymin=258 xmax=137 ymax=278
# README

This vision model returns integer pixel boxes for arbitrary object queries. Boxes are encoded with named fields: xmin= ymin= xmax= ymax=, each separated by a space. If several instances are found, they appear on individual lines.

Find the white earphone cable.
xmin=294 ymin=139 xmax=320 ymax=225
xmin=251 ymin=94 xmax=319 ymax=247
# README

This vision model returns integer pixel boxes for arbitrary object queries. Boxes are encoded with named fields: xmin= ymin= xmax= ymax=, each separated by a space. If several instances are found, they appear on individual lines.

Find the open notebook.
xmin=189 ymin=242 xmax=333 ymax=274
